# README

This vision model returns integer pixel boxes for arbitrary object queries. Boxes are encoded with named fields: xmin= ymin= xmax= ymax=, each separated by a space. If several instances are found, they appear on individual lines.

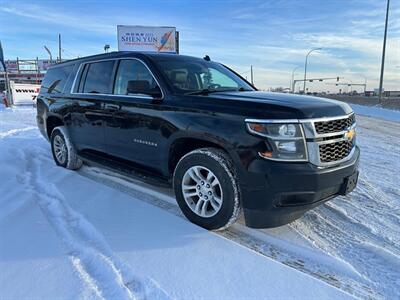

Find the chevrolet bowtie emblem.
xmin=345 ymin=129 xmax=355 ymax=141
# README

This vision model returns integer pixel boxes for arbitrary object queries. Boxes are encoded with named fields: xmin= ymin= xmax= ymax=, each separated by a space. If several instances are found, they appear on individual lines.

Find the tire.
xmin=50 ymin=126 xmax=83 ymax=170
xmin=173 ymin=147 xmax=241 ymax=230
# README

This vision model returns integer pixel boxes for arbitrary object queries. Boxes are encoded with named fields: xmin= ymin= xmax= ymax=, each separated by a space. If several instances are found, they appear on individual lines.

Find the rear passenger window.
xmin=114 ymin=60 xmax=159 ymax=95
xmin=82 ymin=60 xmax=115 ymax=94
xmin=40 ymin=65 xmax=74 ymax=94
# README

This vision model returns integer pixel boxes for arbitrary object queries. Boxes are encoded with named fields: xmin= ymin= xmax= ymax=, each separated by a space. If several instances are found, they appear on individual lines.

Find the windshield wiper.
xmin=185 ymin=89 xmax=219 ymax=96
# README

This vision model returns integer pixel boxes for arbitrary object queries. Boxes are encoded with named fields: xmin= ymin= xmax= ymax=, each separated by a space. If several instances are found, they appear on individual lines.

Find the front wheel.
xmin=173 ymin=148 xmax=241 ymax=230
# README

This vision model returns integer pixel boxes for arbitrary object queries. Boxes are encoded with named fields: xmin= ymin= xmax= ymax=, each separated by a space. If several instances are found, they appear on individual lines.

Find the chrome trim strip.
xmin=257 ymin=152 xmax=308 ymax=162
xmin=69 ymin=57 xmax=165 ymax=100
xmin=245 ymin=118 xmax=299 ymax=124
xmin=298 ymin=112 xmax=354 ymax=123
xmin=316 ymin=136 xmax=351 ymax=145
xmin=71 ymin=92 xmax=154 ymax=100
xmin=245 ymin=112 xmax=355 ymax=125
xmin=70 ymin=63 xmax=83 ymax=94
xmin=245 ymin=123 xmax=304 ymax=140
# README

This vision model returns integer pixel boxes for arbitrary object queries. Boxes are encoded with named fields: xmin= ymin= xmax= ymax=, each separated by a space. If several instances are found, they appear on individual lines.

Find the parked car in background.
xmin=36 ymin=52 xmax=359 ymax=230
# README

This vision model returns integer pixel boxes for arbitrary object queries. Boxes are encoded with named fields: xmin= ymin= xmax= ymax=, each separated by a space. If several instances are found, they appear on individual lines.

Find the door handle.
xmin=105 ymin=103 xmax=120 ymax=111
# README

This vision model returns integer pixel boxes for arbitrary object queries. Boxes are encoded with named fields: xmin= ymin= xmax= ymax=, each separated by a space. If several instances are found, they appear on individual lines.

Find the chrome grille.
xmin=319 ymin=140 xmax=353 ymax=163
xmin=314 ymin=114 xmax=355 ymax=134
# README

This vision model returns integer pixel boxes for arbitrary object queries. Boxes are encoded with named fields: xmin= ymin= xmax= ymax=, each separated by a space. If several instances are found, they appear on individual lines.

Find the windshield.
xmin=151 ymin=56 xmax=255 ymax=95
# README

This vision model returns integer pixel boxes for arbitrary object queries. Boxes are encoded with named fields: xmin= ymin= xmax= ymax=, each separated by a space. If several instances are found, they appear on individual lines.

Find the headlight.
xmin=246 ymin=122 xmax=308 ymax=161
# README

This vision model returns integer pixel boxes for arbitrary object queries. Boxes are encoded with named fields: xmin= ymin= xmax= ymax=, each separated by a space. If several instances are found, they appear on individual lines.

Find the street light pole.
xmin=378 ymin=0 xmax=390 ymax=103
xmin=58 ymin=34 xmax=62 ymax=63
xmin=43 ymin=46 xmax=53 ymax=61
xmin=303 ymin=48 xmax=321 ymax=93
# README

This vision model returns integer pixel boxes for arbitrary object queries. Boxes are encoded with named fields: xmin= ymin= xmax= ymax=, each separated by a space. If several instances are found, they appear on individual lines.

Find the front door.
xmin=104 ymin=59 xmax=165 ymax=172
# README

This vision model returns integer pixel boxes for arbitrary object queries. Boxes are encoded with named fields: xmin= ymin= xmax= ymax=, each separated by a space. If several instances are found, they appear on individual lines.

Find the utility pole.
xmin=378 ymin=0 xmax=390 ymax=103
xmin=303 ymin=48 xmax=321 ymax=93
xmin=58 ymin=34 xmax=62 ymax=63
xmin=250 ymin=65 xmax=254 ymax=85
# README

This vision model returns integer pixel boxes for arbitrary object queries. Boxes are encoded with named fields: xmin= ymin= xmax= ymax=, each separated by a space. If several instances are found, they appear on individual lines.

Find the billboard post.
xmin=176 ymin=31 xmax=180 ymax=54
xmin=117 ymin=25 xmax=177 ymax=53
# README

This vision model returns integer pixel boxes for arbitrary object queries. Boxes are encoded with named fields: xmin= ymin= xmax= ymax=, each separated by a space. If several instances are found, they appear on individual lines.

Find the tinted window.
xmin=82 ymin=60 xmax=115 ymax=94
xmin=40 ymin=65 xmax=74 ymax=94
xmin=152 ymin=56 xmax=254 ymax=94
xmin=114 ymin=60 xmax=158 ymax=96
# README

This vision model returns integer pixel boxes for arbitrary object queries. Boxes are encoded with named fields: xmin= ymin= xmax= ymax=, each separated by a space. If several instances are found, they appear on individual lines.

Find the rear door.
xmin=68 ymin=60 xmax=117 ymax=153
xmin=104 ymin=58 xmax=165 ymax=172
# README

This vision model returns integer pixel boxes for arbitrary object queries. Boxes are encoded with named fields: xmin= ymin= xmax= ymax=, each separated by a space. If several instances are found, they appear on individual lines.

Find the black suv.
xmin=36 ymin=52 xmax=359 ymax=230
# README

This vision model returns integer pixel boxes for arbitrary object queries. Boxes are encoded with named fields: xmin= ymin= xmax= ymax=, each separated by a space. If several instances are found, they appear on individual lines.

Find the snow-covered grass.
xmin=1 ymin=104 xmax=399 ymax=299
xmin=350 ymin=104 xmax=400 ymax=122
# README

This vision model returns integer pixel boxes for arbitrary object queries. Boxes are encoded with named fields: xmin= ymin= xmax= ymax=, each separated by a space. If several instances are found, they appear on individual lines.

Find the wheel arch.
xmin=167 ymin=134 xmax=236 ymax=176
xmin=46 ymin=115 xmax=64 ymax=139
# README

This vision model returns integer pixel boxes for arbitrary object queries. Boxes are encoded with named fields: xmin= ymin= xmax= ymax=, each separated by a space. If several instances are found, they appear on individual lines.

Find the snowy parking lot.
xmin=0 ymin=105 xmax=399 ymax=299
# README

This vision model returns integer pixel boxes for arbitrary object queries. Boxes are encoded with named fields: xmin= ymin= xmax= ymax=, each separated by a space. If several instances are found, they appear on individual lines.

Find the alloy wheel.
xmin=53 ymin=135 xmax=67 ymax=165
xmin=181 ymin=166 xmax=223 ymax=218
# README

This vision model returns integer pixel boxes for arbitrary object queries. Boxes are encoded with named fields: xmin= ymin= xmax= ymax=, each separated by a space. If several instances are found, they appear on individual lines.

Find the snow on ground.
xmin=0 ymin=105 xmax=352 ymax=299
xmin=0 ymin=103 xmax=399 ymax=299
xmin=291 ymin=114 xmax=400 ymax=298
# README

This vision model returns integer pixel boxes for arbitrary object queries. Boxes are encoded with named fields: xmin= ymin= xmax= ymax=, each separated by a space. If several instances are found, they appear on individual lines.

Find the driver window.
xmin=114 ymin=59 xmax=159 ymax=96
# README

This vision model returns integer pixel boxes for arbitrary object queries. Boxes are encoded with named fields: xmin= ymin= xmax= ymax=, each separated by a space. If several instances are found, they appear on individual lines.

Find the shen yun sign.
xmin=117 ymin=25 xmax=177 ymax=53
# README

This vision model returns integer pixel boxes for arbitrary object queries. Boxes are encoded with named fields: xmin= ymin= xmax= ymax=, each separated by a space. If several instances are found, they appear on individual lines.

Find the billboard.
xmin=117 ymin=25 xmax=177 ymax=53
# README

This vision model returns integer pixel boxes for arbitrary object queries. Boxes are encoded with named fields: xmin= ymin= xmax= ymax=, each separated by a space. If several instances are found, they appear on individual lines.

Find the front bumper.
xmin=239 ymin=146 xmax=360 ymax=228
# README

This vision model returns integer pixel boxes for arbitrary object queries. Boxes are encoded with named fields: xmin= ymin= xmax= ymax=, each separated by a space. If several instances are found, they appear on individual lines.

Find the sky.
xmin=0 ymin=0 xmax=399 ymax=92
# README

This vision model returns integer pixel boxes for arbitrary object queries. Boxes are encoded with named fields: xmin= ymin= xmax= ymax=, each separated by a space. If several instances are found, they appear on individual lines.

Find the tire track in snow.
xmin=20 ymin=147 xmax=171 ymax=300
xmin=0 ymin=126 xmax=36 ymax=139
xmin=80 ymin=166 xmax=376 ymax=299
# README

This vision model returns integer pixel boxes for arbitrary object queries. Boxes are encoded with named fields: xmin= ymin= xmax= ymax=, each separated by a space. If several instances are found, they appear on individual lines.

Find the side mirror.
xmin=126 ymin=80 xmax=162 ymax=98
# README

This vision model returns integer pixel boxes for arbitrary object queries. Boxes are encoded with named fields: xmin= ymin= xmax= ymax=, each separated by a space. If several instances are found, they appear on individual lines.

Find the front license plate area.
xmin=343 ymin=171 xmax=359 ymax=194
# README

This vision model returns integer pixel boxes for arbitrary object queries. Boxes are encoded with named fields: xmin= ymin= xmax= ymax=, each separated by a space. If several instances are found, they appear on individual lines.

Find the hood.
xmin=209 ymin=91 xmax=353 ymax=119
